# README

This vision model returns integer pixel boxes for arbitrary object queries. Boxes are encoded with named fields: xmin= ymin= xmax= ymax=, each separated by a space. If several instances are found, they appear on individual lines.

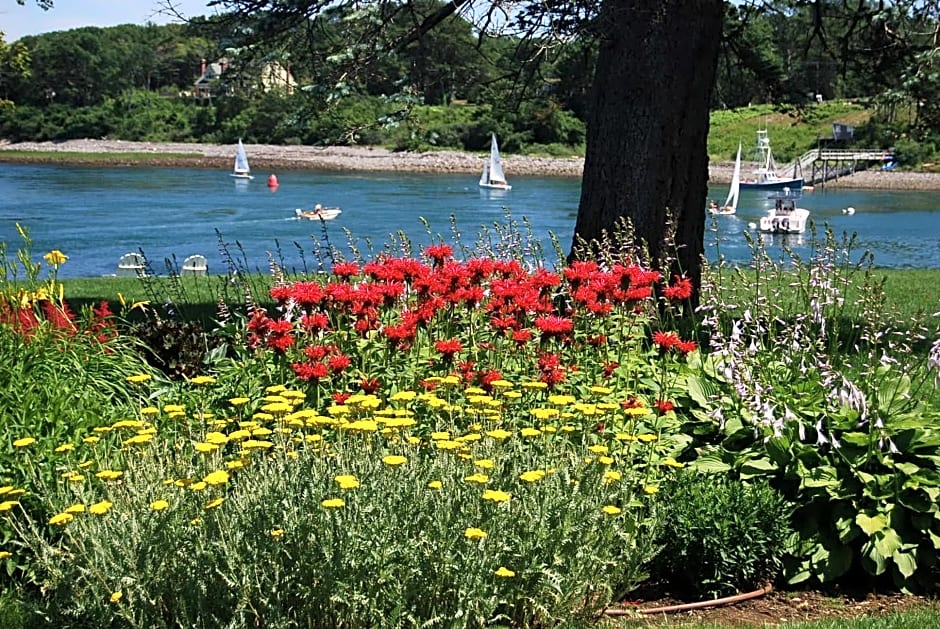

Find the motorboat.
xmin=758 ymin=189 xmax=810 ymax=234
xmin=295 ymin=204 xmax=342 ymax=221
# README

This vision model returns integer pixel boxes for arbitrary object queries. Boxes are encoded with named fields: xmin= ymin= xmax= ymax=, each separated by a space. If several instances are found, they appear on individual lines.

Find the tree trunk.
xmin=572 ymin=0 xmax=724 ymax=302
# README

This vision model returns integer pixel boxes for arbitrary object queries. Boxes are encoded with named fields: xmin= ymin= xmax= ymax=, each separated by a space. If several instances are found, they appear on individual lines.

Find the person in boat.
xmin=314 ymin=203 xmax=323 ymax=214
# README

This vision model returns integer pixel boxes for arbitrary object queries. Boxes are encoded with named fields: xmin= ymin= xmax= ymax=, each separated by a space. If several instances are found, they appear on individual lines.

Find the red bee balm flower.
xmin=534 ymin=316 xmax=574 ymax=338
xmin=664 ymin=275 xmax=693 ymax=302
xmin=435 ymin=338 xmax=463 ymax=359
xmin=652 ymin=330 xmax=680 ymax=350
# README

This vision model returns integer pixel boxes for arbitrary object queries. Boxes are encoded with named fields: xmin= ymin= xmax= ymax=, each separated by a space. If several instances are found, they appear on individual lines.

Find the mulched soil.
xmin=608 ymin=584 xmax=937 ymax=627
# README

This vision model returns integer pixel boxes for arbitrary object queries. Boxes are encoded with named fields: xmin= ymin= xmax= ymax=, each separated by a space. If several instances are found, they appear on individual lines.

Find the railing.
xmin=778 ymin=148 xmax=893 ymax=185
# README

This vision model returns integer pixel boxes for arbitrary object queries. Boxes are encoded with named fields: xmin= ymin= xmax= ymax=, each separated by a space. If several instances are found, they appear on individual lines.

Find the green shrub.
xmin=651 ymin=472 xmax=793 ymax=599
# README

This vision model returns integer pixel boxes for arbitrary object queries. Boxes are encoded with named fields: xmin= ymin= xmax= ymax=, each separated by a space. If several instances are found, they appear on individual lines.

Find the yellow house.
xmin=193 ymin=58 xmax=297 ymax=98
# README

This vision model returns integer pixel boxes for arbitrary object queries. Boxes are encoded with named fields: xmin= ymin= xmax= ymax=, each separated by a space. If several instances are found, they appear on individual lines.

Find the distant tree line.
xmin=0 ymin=1 xmax=937 ymax=159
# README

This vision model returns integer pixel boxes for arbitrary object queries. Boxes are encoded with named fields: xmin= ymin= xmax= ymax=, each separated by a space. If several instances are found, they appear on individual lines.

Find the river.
xmin=1 ymin=163 xmax=938 ymax=279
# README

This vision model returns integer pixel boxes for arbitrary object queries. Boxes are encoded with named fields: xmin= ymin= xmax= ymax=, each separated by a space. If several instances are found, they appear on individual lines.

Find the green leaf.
xmin=892 ymin=550 xmax=917 ymax=579
xmin=738 ymin=456 xmax=777 ymax=479
xmin=874 ymin=528 xmax=903 ymax=558
xmin=803 ymin=465 xmax=840 ymax=489
xmin=821 ymin=544 xmax=853 ymax=582
xmin=685 ymin=374 xmax=715 ymax=408
xmin=689 ymin=452 xmax=731 ymax=473
xmin=929 ymin=530 xmax=940 ymax=550
xmin=856 ymin=512 xmax=887 ymax=536
xmin=765 ymin=436 xmax=791 ymax=466
xmin=839 ymin=431 xmax=869 ymax=447
xmin=861 ymin=540 xmax=887 ymax=575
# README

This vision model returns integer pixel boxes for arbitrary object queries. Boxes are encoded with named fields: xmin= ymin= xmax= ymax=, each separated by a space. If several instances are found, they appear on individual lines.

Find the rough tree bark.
xmin=572 ymin=0 xmax=724 ymax=302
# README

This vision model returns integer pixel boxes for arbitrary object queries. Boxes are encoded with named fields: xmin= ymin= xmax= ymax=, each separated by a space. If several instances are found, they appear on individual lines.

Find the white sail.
xmin=722 ymin=142 xmax=742 ymax=212
xmin=488 ymin=134 xmax=507 ymax=184
xmin=479 ymin=133 xmax=511 ymax=190
xmin=231 ymin=139 xmax=253 ymax=179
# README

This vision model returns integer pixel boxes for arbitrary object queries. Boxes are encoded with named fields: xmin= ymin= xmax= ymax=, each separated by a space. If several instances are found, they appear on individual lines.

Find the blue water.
xmin=0 ymin=163 xmax=938 ymax=278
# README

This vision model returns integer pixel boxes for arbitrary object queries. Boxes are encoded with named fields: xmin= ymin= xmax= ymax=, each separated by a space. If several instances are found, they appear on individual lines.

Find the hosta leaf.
xmin=803 ymin=466 xmax=839 ymax=489
xmin=856 ymin=512 xmax=887 ymax=536
xmin=738 ymin=456 xmax=777 ymax=479
xmin=874 ymin=528 xmax=903 ymax=558
xmin=892 ymin=551 xmax=917 ymax=579
xmin=861 ymin=540 xmax=887 ymax=575
xmin=821 ymin=545 xmax=853 ymax=582
xmin=689 ymin=452 xmax=731 ymax=473
xmin=685 ymin=374 xmax=715 ymax=408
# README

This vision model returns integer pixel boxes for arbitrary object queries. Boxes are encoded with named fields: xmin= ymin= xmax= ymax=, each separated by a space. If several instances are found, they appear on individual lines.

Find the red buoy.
xmin=267 ymin=173 xmax=279 ymax=188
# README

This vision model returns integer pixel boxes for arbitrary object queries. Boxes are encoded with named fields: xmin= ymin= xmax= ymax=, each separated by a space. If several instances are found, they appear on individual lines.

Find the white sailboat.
xmin=479 ymin=133 xmax=511 ymax=190
xmin=711 ymin=142 xmax=741 ymax=215
xmin=231 ymin=139 xmax=253 ymax=180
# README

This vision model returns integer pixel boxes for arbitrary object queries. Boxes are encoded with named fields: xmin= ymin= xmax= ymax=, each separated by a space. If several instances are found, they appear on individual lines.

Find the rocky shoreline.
xmin=2 ymin=139 xmax=939 ymax=190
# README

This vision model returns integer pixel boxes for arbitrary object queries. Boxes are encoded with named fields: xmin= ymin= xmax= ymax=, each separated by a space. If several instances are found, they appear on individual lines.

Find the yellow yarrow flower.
xmin=229 ymin=397 xmax=251 ymax=407
xmin=427 ymin=480 xmax=442 ymax=490
xmin=661 ymin=457 xmax=685 ymax=468
xmin=473 ymin=459 xmax=495 ymax=469
xmin=588 ymin=445 xmax=609 ymax=455
xmin=0 ymin=551 xmax=11 ymax=560
xmin=520 ymin=427 xmax=542 ymax=437
xmin=603 ymin=470 xmax=622 ymax=483
xmin=95 ymin=470 xmax=123 ymax=481
xmin=590 ymin=386 xmax=613 ymax=395
xmin=189 ymin=376 xmax=216 ymax=386
xmin=194 ymin=442 xmax=220 ymax=453
xmin=643 ymin=485 xmax=660 ymax=495
xmin=521 ymin=381 xmax=548 ymax=390
xmin=602 ymin=505 xmax=622 ymax=515
xmin=12 ymin=437 xmax=36 ymax=448
xmin=481 ymin=489 xmax=511 ymax=503
xmin=49 ymin=512 xmax=74 ymax=526
xmin=465 ymin=527 xmax=488 ymax=540
xmin=270 ymin=528 xmax=285 ymax=538
xmin=150 ymin=500 xmax=170 ymax=511
xmin=382 ymin=455 xmax=407 ymax=467
xmin=89 ymin=500 xmax=113 ymax=515
xmin=486 ymin=429 xmax=512 ymax=440
xmin=637 ymin=434 xmax=658 ymax=443
xmin=495 ymin=566 xmax=516 ymax=578
xmin=64 ymin=504 xmax=86 ymax=514
xmin=109 ymin=591 xmax=123 ymax=604
xmin=519 ymin=470 xmax=546 ymax=483
xmin=464 ymin=473 xmax=489 ymax=484
xmin=204 ymin=498 xmax=225 ymax=510
xmin=335 ymin=475 xmax=360 ymax=490
xmin=124 ymin=434 xmax=154 ymax=446
xmin=126 ymin=374 xmax=152 ymax=385
xmin=203 ymin=470 xmax=229 ymax=486
xmin=54 ymin=443 xmax=76 ymax=453
xmin=321 ymin=497 xmax=345 ymax=509
xmin=0 ymin=501 xmax=19 ymax=512
xmin=548 ymin=394 xmax=576 ymax=406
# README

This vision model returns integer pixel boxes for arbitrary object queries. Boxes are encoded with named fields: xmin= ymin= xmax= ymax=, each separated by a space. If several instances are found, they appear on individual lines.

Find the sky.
xmin=1 ymin=0 xmax=216 ymax=42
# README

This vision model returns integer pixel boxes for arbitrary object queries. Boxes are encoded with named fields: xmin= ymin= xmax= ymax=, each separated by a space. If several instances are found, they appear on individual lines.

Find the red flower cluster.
xmin=0 ymin=298 xmax=116 ymax=344
xmin=652 ymin=330 xmax=698 ymax=355
xmin=434 ymin=338 xmax=463 ymax=360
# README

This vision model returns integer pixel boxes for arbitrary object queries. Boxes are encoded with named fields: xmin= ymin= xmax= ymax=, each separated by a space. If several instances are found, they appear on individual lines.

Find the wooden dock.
xmin=782 ymin=149 xmax=894 ymax=187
